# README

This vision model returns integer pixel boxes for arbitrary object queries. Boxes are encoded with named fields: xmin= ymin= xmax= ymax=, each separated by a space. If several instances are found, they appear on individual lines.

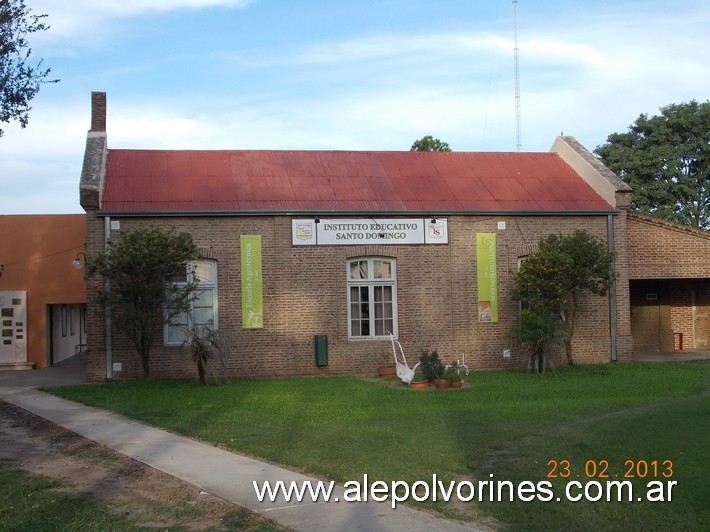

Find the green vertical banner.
xmin=476 ymin=233 xmax=498 ymax=322
xmin=241 ymin=235 xmax=264 ymax=329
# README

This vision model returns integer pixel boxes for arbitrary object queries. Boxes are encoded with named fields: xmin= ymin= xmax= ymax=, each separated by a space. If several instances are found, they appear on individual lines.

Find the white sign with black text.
xmin=292 ymin=218 xmax=448 ymax=246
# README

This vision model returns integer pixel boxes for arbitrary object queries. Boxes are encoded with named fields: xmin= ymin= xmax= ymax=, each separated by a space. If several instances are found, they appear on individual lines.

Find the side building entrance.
xmin=630 ymin=279 xmax=710 ymax=352
xmin=628 ymin=214 xmax=710 ymax=354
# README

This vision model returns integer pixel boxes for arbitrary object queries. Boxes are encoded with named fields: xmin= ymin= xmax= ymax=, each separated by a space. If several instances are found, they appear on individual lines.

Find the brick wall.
xmin=670 ymin=284 xmax=694 ymax=349
xmin=84 ymin=209 xmax=107 ymax=382
xmin=628 ymin=214 xmax=710 ymax=279
xmin=84 ymin=212 xmax=626 ymax=381
xmin=694 ymin=282 xmax=710 ymax=349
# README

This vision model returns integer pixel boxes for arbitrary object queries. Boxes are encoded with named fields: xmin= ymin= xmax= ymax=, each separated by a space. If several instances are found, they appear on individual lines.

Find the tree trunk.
xmin=561 ymin=303 xmax=577 ymax=366
xmin=140 ymin=337 xmax=151 ymax=379
xmin=531 ymin=348 xmax=545 ymax=373
xmin=564 ymin=337 xmax=573 ymax=366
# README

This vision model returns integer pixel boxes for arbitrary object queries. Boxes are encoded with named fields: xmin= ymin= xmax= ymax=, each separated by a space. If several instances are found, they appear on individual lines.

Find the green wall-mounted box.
xmin=314 ymin=335 xmax=328 ymax=366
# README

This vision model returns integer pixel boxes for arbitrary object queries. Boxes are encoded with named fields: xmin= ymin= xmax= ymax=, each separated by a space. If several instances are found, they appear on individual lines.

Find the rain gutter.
xmin=97 ymin=209 xmax=621 ymax=218
xmin=607 ymin=214 xmax=618 ymax=362
xmin=104 ymin=216 xmax=113 ymax=381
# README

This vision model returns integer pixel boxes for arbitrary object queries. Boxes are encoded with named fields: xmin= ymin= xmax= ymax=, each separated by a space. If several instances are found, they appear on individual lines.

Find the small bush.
xmin=419 ymin=349 xmax=445 ymax=380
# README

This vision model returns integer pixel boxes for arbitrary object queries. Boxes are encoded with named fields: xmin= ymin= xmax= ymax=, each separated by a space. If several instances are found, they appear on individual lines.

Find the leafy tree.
xmin=514 ymin=309 xmax=566 ymax=373
xmin=410 ymin=135 xmax=451 ymax=152
xmin=1 ymin=0 xmax=57 ymax=136
xmin=89 ymin=227 xmax=199 ymax=379
xmin=595 ymin=100 xmax=710 ymax=229
xmin=513 ymin=230 xmax=613 ymax=366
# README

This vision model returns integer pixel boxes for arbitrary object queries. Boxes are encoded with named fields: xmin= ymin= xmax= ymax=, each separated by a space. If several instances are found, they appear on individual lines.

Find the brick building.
xmin=78 ymin=92 xmax=708 ymax=382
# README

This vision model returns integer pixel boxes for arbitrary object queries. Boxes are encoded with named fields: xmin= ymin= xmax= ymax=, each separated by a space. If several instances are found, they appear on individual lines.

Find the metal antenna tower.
xmin=513 ymin=0 xmax=522 ymax=151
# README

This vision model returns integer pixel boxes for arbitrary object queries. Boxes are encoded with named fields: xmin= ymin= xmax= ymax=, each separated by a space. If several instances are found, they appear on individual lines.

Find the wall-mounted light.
xmin=431 ymin=217 xmax=437 ymax=224
xmin=314 ymin=216 xmax=320 ymax=224
xmin=72 ymin=252 xmax=87 ymax=270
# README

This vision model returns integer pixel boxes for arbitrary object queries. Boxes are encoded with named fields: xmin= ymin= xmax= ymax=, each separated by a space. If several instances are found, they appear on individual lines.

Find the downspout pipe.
xmin=608 ymin=214 xmax=618 ymax=362
xmin=105 ymin=216 xmax=113 ymax=381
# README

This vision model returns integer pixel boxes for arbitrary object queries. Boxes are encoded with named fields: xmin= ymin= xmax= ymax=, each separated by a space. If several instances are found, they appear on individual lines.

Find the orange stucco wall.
xmin=0 ymin=215 xmax=86 ymax=368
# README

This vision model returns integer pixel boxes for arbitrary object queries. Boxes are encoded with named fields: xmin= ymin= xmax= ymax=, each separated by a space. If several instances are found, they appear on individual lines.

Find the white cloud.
xmin=31 ymin=0 xmax=255 ymax=40
xmin=524 ymin=38 xmax=607 ymax=67
xmin=35 ymin=0 xmax=255 ymax=17
xmin=0 ymin=100 xmax=88 ymax=214
xmin=75 ymin=0 xmax=254 ymax=15
xmin=0 ymin=102 xmax=87 ymax=157
xmin=110 ymin=115 xmax=213 ymax=148
xmin=289 ymin=32 xmax=510 ymax=66
xmin=3 ymin=1 xmax=710 ymax=214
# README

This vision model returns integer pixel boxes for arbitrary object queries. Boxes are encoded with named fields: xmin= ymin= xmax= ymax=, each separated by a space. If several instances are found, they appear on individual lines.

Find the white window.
xmin=347 ymin=257 xmax=397 ymax=339
xmin=164 ymin=260 xmax=218 ymax=345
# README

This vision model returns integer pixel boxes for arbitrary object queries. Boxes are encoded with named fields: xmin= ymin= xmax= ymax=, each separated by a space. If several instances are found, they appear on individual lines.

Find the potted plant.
xmin=419 ymin=349 xmax=445 ymax=387
xmin=444 ymin=363 xmax=464 ymax=388
xmin=377 ymin=351 xmax=396 ymax=378
xmin=409 ymin=371 xmax=429 ymax=390
xmin=434 ymin=366 xmax=450 ymax=389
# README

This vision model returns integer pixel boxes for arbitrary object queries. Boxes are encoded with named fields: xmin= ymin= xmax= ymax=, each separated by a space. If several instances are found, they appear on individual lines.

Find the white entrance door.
xmin=0 ymin=291 xmax=27 ymax=363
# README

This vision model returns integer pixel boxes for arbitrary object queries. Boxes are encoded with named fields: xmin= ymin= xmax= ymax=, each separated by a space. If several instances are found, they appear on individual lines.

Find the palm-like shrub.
xmin=515 ymin=310 xmax=566 ymax=373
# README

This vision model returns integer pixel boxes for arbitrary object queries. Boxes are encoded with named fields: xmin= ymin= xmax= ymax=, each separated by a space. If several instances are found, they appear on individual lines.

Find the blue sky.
xmin=1 ymin=0 xmax=709 ymax=214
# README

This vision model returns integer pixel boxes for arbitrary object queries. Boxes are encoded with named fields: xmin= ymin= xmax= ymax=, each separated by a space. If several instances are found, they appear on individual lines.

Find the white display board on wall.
xmin=0 ymin=291 xmax=27 ymax=363
xmin=292 ymin=218 xmax=448 ymax=246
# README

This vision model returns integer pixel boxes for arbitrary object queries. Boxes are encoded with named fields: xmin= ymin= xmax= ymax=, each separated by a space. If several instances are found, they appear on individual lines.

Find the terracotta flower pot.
xmin=449 ymin=378 xmax=463 ymax=388
xmin=378 ymin=366 xmax=397 ymax=378
xmin=434 ymin=378 xmax=450 ymax=389
xmin=410 ymin=380 xmax=429 ymax=390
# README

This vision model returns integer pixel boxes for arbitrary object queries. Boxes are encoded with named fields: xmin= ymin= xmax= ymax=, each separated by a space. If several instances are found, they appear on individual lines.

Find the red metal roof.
xmin=101 ymin=150 xmax=613 ymax=213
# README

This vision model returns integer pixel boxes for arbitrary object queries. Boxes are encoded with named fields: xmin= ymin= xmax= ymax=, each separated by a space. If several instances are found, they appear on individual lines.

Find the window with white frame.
xmin=347 ymin=257 xmax=397 ymax=339
xmin=164 ymin=260 xmax=218 ymax=345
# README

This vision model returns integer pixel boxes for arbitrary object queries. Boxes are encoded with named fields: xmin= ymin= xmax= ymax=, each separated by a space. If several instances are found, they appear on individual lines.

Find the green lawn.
xmin=0 ymin=465 xmax=125 ymax=531
xmin=0 ymin=463 xmax=283 ymax=532
xmin=49 ymin=361 xmax=710 ymax=530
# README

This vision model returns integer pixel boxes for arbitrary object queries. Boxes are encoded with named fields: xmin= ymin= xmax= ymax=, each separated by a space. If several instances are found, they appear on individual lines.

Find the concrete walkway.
xmin=633 ymin=350 xmax=710 ymax=362
xmin=0 ymin=359 xmax=482 ymax=531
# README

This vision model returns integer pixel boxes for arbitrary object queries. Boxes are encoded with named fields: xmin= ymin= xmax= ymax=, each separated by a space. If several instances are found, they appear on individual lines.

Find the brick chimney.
xmin=81 ymin=91 xmax=108 ymax=210
xmin=90 ymin=91 xmax=106 ymax=133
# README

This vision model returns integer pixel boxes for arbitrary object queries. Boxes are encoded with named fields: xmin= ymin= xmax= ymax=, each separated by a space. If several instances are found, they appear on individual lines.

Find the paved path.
xmin=634 ymin=350 xmax=710 ymax=362
xmin=0 ymin=360 xmax=483 ymax=531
